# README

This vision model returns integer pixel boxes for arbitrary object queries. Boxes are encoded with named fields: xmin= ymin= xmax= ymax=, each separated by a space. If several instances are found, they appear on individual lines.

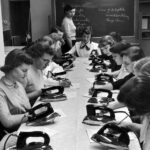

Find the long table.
xmin=19 ymin=58 xmax=141 ymax=150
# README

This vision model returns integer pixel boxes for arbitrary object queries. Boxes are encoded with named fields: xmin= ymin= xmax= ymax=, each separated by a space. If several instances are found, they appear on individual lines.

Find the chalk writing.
xmin=72 ymin=7 xmax=91 ymax=37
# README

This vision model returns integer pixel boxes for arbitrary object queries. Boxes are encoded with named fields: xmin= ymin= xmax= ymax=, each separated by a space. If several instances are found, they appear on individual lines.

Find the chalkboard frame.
xmin=52 ymin=0 xmax=139 ymax=41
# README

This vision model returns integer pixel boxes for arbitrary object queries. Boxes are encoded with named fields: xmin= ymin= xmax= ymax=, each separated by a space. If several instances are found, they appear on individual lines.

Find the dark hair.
xmin=64 ymin=4 xmax=74 ymax=13
xmin=109 ymin=31 xmax=122 ymax=42
xmin=0 ymin=49 xmax=33 ymax=74
xmin=38 ymin=36 xmax=54 ymax=46
xmin=81 ymin=26 xmax=92 ymax=36
xmin=110 ymin=41 xmax=131 ymax=54
xmin=118 ymin=75 xmax=150 ymax=115
xmin=51 ymin=26 xmax=63 ymax=34
xmin=25 ymin=42 xmax=54 ymax=58
xmin=99 ymin=35 xmax=114 ymax=48
xmin=121 ymin=46 xmax=144 ymax=62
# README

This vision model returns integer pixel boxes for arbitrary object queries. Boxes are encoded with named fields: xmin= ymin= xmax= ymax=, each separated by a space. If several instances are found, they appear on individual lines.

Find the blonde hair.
xmin=133 ymin=57 xmax=150 ymax=74
xmin=140 ymin=61 xmax=150 ymax=76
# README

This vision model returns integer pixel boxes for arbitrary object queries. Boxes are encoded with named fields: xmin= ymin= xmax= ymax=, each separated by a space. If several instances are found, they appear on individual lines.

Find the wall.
xmin=30 ymin=0 xmax=52 ymax=41
xmin=0 ymin=1 xmax=5 ymax=77
xmin=1 ymin=0 xmax=10 ymax=31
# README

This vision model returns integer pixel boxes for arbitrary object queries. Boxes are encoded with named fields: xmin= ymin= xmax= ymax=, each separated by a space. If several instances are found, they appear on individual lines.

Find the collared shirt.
xmin=62 ymin=17 xmax=76 ymax=40
xmin=68 ymin=41 xmax=101 ymax=57
xmin=0 ymin=76 xmax=31 ymax=114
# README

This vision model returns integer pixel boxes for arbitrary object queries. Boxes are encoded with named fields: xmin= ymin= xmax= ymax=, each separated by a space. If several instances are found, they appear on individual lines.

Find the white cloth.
xmin=61 ymin=17 xmax=76 ymax=40
xmin=43 ymin=62 xmax=64 ymax=77
xmin=140 ymin=114 xmax=150 ymax=150
xmin=68 ymin=41 xmax=101 ymax=57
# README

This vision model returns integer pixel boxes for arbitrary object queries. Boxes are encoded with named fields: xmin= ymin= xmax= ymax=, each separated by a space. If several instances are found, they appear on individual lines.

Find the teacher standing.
xmin=61 ymin=4 xmax=76 ymax=53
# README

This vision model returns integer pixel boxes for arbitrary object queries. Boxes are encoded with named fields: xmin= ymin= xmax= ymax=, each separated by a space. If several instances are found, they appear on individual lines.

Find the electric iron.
xmin=91 ymin=123 xmax=130 ymax=149
xmin=26 ymin=103 xmax=60 ymax=126
xmin=82 ymin=105 xmax=115 ymax=126
xmin=41 ymin=86 xmax=67 ymax=102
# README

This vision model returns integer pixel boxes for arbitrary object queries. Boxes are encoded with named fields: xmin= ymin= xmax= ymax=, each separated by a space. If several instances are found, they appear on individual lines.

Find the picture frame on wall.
xmin=142 ymin=18 xmax=148 ymax=30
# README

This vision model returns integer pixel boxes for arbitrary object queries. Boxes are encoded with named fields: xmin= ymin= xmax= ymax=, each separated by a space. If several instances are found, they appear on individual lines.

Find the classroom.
xmin=0 ymin=0 xmax=149 ymax=150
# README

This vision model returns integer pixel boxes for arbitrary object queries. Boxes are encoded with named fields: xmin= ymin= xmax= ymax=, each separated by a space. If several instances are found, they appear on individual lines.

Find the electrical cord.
xmin=4 ymin=133 xmax=18 ymax=150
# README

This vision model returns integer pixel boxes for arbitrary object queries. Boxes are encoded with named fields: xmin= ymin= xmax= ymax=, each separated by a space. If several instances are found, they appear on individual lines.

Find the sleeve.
xmin=62 ymin=19 xmax=71 ymax=38
xmin=67 ymin=44 xmax=77 ymax=56
xmin=0 ymin=91 xmax=24 ymax=130
xmin=112 ymin=74 xmax=134 ymax=90
xmin=92 ymin=42 xmax=101 ymax=55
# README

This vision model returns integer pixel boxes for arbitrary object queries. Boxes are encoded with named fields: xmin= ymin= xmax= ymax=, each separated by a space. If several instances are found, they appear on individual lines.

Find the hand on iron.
xmin=106 ymin=121 xmax=132 ymax=132
xmin=59 ymin=79 xmax=71 ymax=88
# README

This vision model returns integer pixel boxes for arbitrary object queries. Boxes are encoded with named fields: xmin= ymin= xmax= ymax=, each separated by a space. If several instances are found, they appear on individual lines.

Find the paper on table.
xmin=18 ymin=124 xmax=58 ymax=137
xmin=70 ymin=83 xmax=80 ymax=89
xmin=86 ymin=78 xmax=95 ymax=83
xmin=54 ymin=109 xmax=66 ymax=118
xmin=86 ymin=66 xmax=93 ymax=71
xmin=65 ymin=91 xmax=77 ymax=99
xmin=86 ymin=128 xmax=100 ymax=143
xmin=83 ymin=93 xmax=91 ymax=98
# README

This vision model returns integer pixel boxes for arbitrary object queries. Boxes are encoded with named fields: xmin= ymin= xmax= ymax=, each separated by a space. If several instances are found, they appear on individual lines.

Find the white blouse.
xmin=68 ymin=41 xmax=101 ymax=57
xmin=62 ymin=17 xmax=76 ymax=40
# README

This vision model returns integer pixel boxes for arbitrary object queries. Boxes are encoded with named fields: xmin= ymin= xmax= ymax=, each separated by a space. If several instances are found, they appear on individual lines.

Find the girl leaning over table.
xmin=116 ymin=74 xmax=150 ymax=150
xmin=0 ymin=49 xmax=32 ymax=138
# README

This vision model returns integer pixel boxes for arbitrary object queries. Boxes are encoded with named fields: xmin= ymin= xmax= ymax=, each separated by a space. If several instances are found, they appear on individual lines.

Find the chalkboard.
xmin=55 ymin=0 xmax=136 ymax=37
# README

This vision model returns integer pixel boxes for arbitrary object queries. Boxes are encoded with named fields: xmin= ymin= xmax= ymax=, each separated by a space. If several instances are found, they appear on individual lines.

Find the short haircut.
xmin=110 ymin=41 xmax=131 ymax=54
xmin=81 ymin=26 xmax=92 ymax=36
xmin=25 ymin=42 xmax=54 ymax=58
xmin=99 ymin=35 xmax=114 ymax=48
xmin=109 ymin=31 xmax=122 ymax=42
xmin=64 ymin=4 xmax=74 ymax=13
xmin=121 ymin=46 xmax=144 ymax=61
xmin=0 ymin=49 xmax=33 ymax=74
xmin=118 ymin=75 xmax=150 ymax=115
xmin=51 ymin=26 xmax=63 ymax=33
xmin=133 ymin=57 xmax=150 ymax=74
xmin=140 ymin=61 xmax=150 ymax=76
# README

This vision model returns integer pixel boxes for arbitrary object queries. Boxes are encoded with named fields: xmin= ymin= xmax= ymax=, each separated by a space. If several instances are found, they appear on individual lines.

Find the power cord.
xmin=4 ymin=133 xmax=18 ymax=150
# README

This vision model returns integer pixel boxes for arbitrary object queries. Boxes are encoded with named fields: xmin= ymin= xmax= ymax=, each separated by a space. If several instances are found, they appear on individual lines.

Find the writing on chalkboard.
xmin=73 ymin=7 xmax=91 ymax=37
xmin=56 ymin=0 xmax=135 ymax=36
xmin=98 ymin=7 xmax=130 ymax=23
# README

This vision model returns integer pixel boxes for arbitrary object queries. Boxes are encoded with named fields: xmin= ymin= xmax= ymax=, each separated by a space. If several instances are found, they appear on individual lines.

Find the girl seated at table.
xmin=117 ymin=75 xmax=150 ymax=150
xmin=24 ymin=42 xmax=54 ymax=101
xmin=94 ymin=45 xmax=144 ymax=90
xmin=67 ymin=27 xmax=101 ymax=57
xmin=106 ymin=41 xmax=130 ymax=80
xmin=98 ymin=35 xmax=121 ymax=71
xmin=0 ymin=49 xmax=32 ymax=133
xmin=108 ymin=56 xmax=150 ymax=110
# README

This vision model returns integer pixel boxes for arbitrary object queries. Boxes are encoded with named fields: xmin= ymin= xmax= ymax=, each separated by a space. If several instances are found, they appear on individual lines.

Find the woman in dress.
xmin=61 ymin=4 xmax=76 ymax=53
